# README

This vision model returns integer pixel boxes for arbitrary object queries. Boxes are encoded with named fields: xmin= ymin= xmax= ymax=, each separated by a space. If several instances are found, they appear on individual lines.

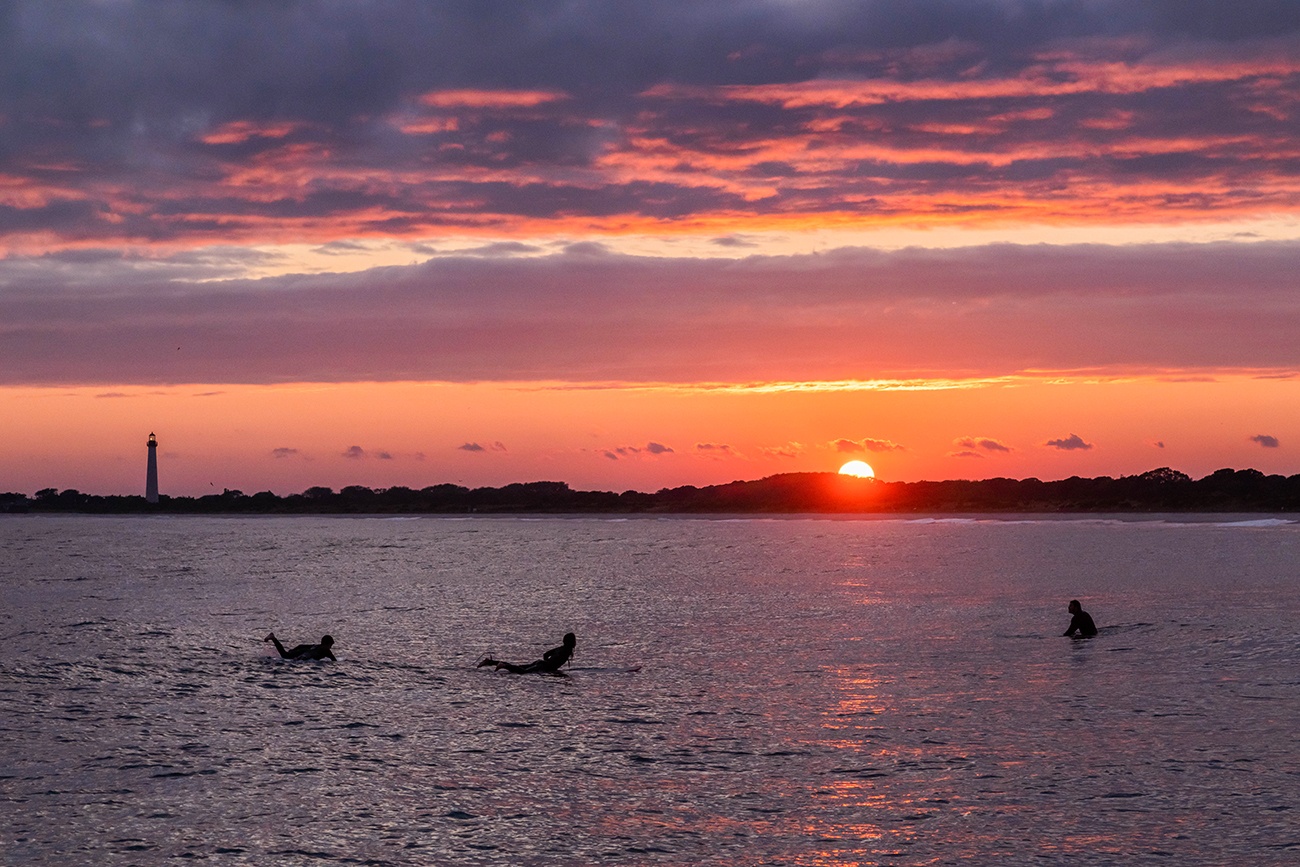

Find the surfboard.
xmin=478 ymin=664 xmax=641 ymax=675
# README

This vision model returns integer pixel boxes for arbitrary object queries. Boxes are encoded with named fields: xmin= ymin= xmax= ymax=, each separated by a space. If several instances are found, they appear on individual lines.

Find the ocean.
xmin=1 ymin=514 xmax=1297 ymax=865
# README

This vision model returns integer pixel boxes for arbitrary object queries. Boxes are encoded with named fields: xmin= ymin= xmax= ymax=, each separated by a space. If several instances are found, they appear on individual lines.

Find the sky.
xmin=3 ymin=0 xmax=1300 ymax=496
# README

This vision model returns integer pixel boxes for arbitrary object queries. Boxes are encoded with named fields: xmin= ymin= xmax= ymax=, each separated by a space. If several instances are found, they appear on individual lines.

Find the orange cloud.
xmin=199 ymin=120 xmax=306 ymax=145
xmin=417 ymin=89 xmax=568 ymax=109
xmin=643 ymin=51 xmax=1300 ymax=108
xmin=395 ymin=117 xmax=462 ymax=135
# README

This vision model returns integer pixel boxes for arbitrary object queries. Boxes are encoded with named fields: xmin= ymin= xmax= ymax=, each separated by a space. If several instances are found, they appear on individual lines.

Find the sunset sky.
xmin=4 ymin=1 xmax=1300 ymax=496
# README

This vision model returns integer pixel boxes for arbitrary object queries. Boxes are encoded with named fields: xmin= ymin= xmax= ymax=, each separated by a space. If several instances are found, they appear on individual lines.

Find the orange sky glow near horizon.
xmin=5 ymin=374 xmax=1300 ymax=497
xmin=4 ymin=2 xmax=1300 ymax=497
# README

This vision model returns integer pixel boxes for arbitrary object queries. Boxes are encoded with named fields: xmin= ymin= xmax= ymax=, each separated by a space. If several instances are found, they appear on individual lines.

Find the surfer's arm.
xmin=541 ymin=645 xmax=571 ymax=669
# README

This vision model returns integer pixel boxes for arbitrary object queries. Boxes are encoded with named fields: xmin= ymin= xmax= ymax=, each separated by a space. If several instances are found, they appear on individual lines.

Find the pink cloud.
xmin=198 ymin=120 xmax=306 ymax=145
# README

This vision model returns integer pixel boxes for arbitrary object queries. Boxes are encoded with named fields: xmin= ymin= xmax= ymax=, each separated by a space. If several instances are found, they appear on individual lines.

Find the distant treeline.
xmin=4 ymin=467 xmax=1300 ymax=514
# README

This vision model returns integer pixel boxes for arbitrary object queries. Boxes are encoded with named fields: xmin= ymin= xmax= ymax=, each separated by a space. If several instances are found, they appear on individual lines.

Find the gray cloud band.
xmin=3 ymin=241 xmax=1299 ymax=386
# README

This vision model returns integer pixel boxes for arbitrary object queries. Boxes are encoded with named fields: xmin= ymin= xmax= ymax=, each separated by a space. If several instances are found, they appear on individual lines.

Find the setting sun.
xmin=838 ymin=460 xmax=875 ymax=479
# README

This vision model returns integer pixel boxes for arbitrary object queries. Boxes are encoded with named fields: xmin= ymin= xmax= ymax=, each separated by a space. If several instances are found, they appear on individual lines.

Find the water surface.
xmin=2 ymin=514 xmax=1298 ymax=864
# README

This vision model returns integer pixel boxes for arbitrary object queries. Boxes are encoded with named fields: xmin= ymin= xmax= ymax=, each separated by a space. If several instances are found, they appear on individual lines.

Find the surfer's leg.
xmin=494 ymin=660 xmax=530 ymax=673
xmin=476 ymin=657 xmax=499 ymax=668
xmin=265 ymin=634 xmax=292 ymax=658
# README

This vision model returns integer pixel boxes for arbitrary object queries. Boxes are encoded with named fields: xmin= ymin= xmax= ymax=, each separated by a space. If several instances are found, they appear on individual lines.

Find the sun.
xmin=838 ymin=460 xmax=875 ymax=479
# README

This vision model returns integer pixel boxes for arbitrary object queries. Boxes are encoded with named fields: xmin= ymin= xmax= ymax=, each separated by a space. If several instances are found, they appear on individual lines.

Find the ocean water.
xmin=1 ymin=514 xmax=1297 ymax=866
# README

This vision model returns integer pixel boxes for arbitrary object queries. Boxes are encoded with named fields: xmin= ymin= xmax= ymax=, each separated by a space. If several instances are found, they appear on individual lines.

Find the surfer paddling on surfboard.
xmin=477 ymin=632 xmax=575 ymax=675
xmin=265 ymin=632 xmax=337 ymax=661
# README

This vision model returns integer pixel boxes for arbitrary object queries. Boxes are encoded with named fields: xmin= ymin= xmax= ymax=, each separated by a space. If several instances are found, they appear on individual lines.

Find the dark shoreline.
xmin=6 ymin=467 xmax=1300 ymax=515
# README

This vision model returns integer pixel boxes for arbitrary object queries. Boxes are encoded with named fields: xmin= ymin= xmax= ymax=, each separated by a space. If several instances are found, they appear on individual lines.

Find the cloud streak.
xmin=834 ymin=437 xmax=905 ymax=453
xmin=459 ymin=441 xmax=507 ymax=452
xmin=601 ymin=442 xmax=676 ymax=461
xmin=954 ymin=437 xmax=1012 ymax=454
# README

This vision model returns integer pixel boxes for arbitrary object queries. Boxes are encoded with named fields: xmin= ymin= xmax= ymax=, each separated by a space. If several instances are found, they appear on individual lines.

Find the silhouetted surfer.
xmin=477 ymin=632 xmax=576 ymax=674
xmin=265 ymin=632 xmax=336 ymax=661
xmin=1063 ymin=600 xmax=1098 ymax=638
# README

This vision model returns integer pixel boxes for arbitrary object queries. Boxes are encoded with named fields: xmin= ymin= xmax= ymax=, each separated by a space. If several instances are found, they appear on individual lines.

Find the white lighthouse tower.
xmin=146 ymin=432 xmax=159 ymax=503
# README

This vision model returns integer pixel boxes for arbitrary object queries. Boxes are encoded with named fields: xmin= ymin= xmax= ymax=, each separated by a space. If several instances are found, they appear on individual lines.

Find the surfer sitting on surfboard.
xmin=1063 ymin=600 xmax=1098 ymax=638
xmin=265 ymin=632 xmax=336 ymax=661
xmin=477 ymin=632 xmax=575 ymax=674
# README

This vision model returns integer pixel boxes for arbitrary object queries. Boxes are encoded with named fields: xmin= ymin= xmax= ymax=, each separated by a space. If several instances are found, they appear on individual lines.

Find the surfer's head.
xmin=1067 ymin=600 xmax=1081 ymax=614
xmin=562 ymin=632 xmax=576 ymax=648
xmin=320 ymin=635 xmax=334 ymax=647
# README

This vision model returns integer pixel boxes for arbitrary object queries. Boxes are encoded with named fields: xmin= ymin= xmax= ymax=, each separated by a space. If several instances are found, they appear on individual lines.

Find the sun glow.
xmin=838 ymin=460 xmax=875 ymax=479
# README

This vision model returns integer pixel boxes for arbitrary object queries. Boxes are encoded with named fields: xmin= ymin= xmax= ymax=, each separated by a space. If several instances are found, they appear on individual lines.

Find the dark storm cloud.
xmin=5 ymin=241 xmax=1300 ymax=386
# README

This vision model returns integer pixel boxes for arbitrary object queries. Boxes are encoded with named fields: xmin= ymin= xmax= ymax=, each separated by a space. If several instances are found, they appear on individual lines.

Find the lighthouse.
xmin=146 ymin=432 xmax=159 ymax=503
